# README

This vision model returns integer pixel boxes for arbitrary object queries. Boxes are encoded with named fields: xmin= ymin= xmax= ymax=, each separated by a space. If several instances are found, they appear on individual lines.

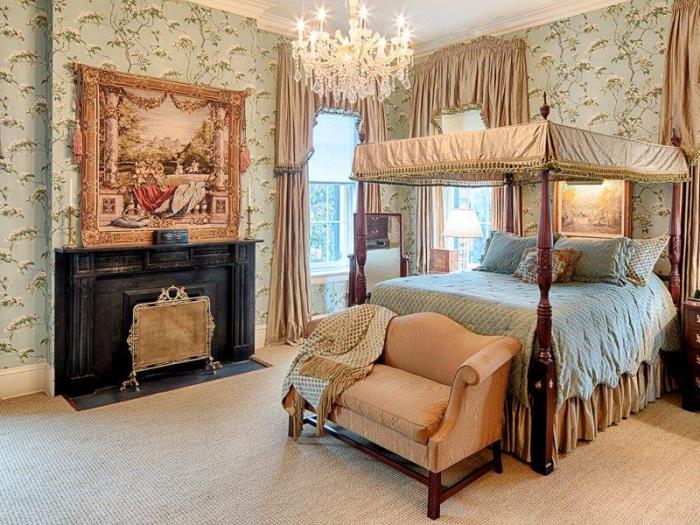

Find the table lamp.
xmin=443 ymin=208 xmax=483 ymax=270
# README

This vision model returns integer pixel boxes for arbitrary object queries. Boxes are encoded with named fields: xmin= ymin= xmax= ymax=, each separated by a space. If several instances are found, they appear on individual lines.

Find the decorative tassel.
xmin=239 ymin=140 xmax=251 ymax=173
xmin=238 ymin=97 xmax=250 ymax=173
xmin=72 ymin=120 xmax=83 ymax=166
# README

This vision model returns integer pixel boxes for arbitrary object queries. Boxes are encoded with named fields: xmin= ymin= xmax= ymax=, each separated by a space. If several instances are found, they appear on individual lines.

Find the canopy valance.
xmin=352 ymin=120 xmax=689 ymax=187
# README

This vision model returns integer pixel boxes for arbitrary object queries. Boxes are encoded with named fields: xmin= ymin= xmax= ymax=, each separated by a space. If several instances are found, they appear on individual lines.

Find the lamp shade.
xmin=443 ymin=208 xmax=483 ymax=239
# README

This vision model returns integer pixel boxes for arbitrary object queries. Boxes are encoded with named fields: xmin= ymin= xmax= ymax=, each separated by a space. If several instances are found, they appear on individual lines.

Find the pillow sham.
xmin=626 ymin=235 xmax=669 ymax=286
xmin=478 ymin=232 xmax=537 ymax=274
xmin=480 ymin=231 xmax=562 ymax=264
xmin=513 ymin=249 xmax=567 ymax=284
xmin=554 ymin=236 xmax=632 ymax=285
xmin=519 ymin=246 xmax=582 ymax=282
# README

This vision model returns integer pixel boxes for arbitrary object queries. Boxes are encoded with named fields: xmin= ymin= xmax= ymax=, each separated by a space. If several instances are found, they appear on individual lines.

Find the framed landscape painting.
xmin=554 ymin=180 xmax=632 ymax=238
xmin=75 ymin=64 xmax=248 ymax=246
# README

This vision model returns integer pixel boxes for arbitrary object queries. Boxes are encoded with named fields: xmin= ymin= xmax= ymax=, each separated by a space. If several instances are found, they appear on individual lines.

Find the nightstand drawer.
xmin=685 ymin=307 xmax=700 ymax=330
xmin=686 ymin=328 xmax=700 ymax=349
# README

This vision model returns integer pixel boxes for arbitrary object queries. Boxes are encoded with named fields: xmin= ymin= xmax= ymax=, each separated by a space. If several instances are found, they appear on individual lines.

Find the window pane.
xmin=328 ymin=222 xmax=341 ymax=263
xmin=309 ymin=113 xmax=359 ymax=273
xmin=310 ymin=184 xmax=328 ymax=222
xmin=327 ymin=184 xmax=341 ymax=221
xmin=310 ymin=223 xmax=328 ymax=263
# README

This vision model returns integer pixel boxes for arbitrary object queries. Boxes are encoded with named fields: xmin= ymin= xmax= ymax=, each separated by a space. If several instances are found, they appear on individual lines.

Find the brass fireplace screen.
xmin=122 ymin=285 xmax=219 ymax=390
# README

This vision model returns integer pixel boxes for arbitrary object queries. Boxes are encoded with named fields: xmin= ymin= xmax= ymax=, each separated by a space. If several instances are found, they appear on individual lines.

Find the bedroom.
xmin=1 ymin=0 xmax=699 ymax=523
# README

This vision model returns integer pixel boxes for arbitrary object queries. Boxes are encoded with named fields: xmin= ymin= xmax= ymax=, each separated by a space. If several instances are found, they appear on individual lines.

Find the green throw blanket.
xmin=282 ymin=304 xmax=396 ymax=439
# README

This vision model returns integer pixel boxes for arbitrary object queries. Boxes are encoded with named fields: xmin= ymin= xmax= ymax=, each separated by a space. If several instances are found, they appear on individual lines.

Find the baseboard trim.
xmin=0 ymin=361 xmax=51 ymax=400
xmin=255 ymin=324 xmax=267 ymax=348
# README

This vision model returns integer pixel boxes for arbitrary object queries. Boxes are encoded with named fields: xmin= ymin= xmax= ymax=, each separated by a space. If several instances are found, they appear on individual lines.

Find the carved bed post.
xmin=353 ymin=127 xmax=368 ymax=305
xmin=355 ymin=181 xmax=367 ymax=304
xmin=531 ymin=93 xmax=555 ymax=475
xmin=669 ymin=130 xmax=683 ymax=307
xmin=505 ymin=173 xmax=515 ymax=234
xmin=669 ymin=182 xmax=682 ymax=306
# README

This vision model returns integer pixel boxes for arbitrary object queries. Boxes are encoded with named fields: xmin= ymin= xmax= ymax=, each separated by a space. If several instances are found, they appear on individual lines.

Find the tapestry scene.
xmin=77 ymin=65 xmax=246 ymax=246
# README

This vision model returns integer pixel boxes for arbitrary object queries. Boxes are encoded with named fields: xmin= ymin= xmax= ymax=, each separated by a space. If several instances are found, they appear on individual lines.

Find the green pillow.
xmin=478 ymin=232 xmax=537 ymax=274
xmin=554 ymin=237 xmax=632 ymax=285
xmin=626 ymin=235 xmax=669 ymax=286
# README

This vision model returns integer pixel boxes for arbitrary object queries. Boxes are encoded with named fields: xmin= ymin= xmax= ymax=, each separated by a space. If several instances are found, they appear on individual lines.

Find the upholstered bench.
xmin=292 ymin=312 xmax=521 ymax=519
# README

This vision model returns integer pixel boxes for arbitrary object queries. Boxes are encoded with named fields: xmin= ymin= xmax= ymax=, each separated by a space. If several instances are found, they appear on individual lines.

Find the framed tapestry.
xmin=74 ymin=64 xmax=249 ymax=247
xmin=553 ymin=180 xmax=632 ymax=238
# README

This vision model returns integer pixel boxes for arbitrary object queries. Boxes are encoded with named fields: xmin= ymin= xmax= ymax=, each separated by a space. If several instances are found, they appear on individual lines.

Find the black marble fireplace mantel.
xmin=54 ymin=241 xmax=259 ymax=396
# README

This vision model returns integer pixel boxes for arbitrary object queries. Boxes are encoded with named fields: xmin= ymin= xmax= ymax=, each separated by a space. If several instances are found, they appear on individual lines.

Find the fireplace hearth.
xmin=54 ymin=241 xmax=258 ymax=396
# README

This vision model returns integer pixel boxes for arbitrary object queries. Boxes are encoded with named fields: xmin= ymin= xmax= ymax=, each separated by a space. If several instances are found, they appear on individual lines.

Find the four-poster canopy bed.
xmin=348 ymin=98 xmax=690 ymax=475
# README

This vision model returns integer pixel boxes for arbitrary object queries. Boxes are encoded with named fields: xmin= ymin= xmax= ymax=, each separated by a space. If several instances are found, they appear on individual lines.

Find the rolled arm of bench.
xmin=431 ymin=337 xmax=521 ymax=441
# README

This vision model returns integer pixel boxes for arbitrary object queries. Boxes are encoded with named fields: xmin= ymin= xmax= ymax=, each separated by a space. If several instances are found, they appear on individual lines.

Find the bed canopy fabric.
xmin=352 ymin=120 xmax=690 ymax=187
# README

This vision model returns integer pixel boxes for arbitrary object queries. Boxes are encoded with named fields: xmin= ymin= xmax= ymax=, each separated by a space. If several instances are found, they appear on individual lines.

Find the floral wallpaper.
xmin=515 ymin=0 xmax=674 ymax=273
xmin=0 ymin=0 xmax=50 ymax=369
xmin=1 ymin=0 xmax=676 ymax=372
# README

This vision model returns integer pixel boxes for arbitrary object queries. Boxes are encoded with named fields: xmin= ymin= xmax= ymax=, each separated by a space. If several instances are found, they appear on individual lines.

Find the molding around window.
xmin=310 ymin=268 xmax=349 ymax=284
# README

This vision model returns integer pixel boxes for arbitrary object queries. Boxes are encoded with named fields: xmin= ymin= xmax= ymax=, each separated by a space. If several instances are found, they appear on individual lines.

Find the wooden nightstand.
xmin=430 ymin=249 xmax=459 ymax=274
xmin=682 ymin=300 xmax=700 ymax=411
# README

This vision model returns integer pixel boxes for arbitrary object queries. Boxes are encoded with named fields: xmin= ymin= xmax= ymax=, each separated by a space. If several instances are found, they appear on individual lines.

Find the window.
xmin=309 ymin=113 xmax=359 ymax=274
xmin=441 ymin=110 xmax=491 ymax=269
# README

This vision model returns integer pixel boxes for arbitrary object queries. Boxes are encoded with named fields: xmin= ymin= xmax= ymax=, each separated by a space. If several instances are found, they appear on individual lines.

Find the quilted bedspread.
xmin=369 ymin=271 xmax=680 ymax=408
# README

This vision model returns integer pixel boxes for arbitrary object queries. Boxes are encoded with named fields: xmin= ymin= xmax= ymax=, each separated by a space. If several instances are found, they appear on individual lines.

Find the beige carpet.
xmin=1 ymin=346 xmax=699 ymax=525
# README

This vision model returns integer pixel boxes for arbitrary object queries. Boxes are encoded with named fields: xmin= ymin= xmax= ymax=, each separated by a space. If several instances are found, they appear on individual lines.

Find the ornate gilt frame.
xmin=553 ymin=180 xmax=632 ymax=238
xmin=74 ymin=64 xmax=248 ymax=246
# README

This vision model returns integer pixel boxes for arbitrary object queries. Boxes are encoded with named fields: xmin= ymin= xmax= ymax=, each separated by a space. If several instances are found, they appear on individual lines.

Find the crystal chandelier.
xmin=292 ymin=1 xmax=414 ymax=103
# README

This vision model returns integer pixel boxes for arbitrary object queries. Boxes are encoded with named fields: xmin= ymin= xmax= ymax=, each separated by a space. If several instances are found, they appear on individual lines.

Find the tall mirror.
xmin=348 ymin=213 xmax=408 ymax=305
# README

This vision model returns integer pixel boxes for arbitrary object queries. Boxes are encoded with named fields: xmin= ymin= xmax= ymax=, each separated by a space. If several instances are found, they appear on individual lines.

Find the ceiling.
xmin=192 ymin=0 xmax=627 ymax=56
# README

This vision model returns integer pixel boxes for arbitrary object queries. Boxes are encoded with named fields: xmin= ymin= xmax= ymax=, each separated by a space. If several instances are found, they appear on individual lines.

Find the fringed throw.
xmin=281 ymin=304 xmax=396 ymax=438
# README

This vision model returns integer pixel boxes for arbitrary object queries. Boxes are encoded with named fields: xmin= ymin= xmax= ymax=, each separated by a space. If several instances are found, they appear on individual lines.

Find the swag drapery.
xmin=410 ymin=36 xmax=530 ymax=273
xmin=266 ymin=45 xmax=388 ymax=344
xmin=660 ymin=0 xmax=700 ymax=304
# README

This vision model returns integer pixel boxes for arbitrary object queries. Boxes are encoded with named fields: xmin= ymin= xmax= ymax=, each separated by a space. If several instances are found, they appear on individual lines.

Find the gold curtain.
xmin=660 ymin=0 xmax=700 ymax=301
xmin=267 ymin=46 xmax=316 ymax=344
xmin=410 ymin=36 xmax=529 ymax=273
xmin=267 ymin=45 xmax=388 ymax=343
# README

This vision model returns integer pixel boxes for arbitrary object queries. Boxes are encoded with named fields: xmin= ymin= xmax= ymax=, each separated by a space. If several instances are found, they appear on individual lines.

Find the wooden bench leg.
xmin=287 ymin=415 xmax=294 ymax=437
xmin=427 ymin=470 xmax=442 ymax=520
xmin=492 ymin=440 xmax=503 ymax=474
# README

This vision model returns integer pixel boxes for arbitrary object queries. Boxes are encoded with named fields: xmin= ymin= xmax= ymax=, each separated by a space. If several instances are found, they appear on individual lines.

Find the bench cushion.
xmin=337 ymin=364 xmax=451 ymax=444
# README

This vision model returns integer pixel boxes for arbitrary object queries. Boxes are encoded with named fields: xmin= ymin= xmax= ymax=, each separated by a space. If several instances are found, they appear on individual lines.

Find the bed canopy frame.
xmin=349 ymin=96 xmax=690 ymax=475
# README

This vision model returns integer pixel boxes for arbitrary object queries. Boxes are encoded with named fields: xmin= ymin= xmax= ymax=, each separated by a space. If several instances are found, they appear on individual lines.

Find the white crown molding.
xmin=413 ymin=0 xmax=628 ymax=57
xmin=257 ymin=12 xmax=296 ymax=36
xmin=189 ymin=0 xmax=628 ymax=58
xmin=187 ymin=0 xmax=275 ymax=19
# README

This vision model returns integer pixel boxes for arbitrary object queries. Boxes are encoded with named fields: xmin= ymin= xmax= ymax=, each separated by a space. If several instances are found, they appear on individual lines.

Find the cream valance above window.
xmin=352 ymin=120 xmax=690 ymax=187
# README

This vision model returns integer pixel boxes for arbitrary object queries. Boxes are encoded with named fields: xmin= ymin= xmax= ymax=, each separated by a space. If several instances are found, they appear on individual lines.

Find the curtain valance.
xmin=274 ymin=44 xmax=388 ymax=175
xmin=352 ymin=121 xmax=689 ymax=187
xmin=410 ymin=36 xmax=529 ymax=135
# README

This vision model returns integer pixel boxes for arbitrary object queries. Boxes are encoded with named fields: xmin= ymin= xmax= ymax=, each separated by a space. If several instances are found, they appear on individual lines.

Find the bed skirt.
xmin=503 ymin=352 xmax=680 ymax=462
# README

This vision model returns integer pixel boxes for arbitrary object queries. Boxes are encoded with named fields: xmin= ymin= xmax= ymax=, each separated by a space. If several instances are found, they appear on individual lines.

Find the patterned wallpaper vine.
xmin=0 ymin=0 xmax=50 ymax=369
xmin=0 ymin=0 xmax=676 ymax=371
xmin=515 ymin=0 xmax=674 ymax=275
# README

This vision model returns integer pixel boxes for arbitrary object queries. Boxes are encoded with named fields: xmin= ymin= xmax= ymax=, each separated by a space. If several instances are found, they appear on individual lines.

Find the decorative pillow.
xmin=479 ymin=230 xmax=496 ymax=264
xmin=480 ymin=231 xmax=562 ymax=264
xmin=513 ymin=250 xmax=567 ymax=284
xmin=519 ymin=246 xmax=583 ymax=282
xmin=478 ymin=232 xmax=537 ymax=274
xmin=626 ymin=235 xmax=669 ymax=286
xmin=554 ymin=237 xmax=632 ymax=286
